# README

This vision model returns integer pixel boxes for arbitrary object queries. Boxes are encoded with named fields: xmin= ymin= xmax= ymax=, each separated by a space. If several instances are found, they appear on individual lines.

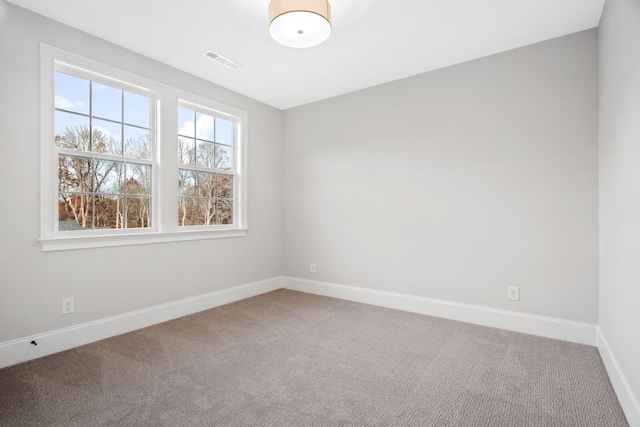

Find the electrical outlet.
xmin=310 ymin=263 xmax=316 ymax=273
xmin=507 ymin=287 xmax=520 ymax=301
xmin=62 ymin=297 xmax=74 ymax=315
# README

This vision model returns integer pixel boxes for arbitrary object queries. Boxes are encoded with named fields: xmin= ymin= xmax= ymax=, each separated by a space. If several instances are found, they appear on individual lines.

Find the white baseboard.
xmin=4 ymin=275 xmax=631 ymax=424
xmin=598 ymin=328 xmax=640 ymax=427
xmin=0 ymin=276 xmax=283 ymax=369
xmin=283 ymin=276 xmax=597 ymax=346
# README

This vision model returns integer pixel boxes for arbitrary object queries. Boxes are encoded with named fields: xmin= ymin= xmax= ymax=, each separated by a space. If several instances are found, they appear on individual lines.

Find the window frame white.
xmin=40 ymin=44 xmax=248 ymax=252
xmin=177 ymin=100 xmax=240 ymax=229
xmin=53 ymin=62 xmax=158 ymax=235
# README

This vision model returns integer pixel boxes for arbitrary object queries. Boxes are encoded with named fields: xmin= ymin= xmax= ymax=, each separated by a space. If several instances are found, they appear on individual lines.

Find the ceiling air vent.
xmin=203 ymin=50 xmax=240 ymax=69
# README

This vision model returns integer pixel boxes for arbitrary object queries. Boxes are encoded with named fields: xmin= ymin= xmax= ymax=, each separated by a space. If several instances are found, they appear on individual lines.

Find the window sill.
xmin=40 ymin=228 xmax=248 ymax=252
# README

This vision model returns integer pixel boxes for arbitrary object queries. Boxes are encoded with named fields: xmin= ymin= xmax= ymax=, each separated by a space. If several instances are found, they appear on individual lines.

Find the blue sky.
xmin=55 ymin=71 xmax=150 ymax=157
xmin=178 ymin=106 xmax=233 ymax=145
xmin=55 ymin=71 xmax=234 ymax=159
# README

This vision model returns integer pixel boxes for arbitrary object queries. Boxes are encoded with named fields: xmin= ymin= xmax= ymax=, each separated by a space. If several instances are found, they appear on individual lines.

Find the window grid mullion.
xmin=55 ymin=68 xmax=154 ymax=233
xmin=56 ymin=148 xmax=153 ymax=166
xmin=89 ymin=81 xmax=93 ymax=153
xmin=47 ymin=50 xmax=245 ymax=241
xmin=91 ymin=158 xmax=95 ymax=229
xmin=120 ymin=89 xmax=125 ymax=157
xmin=178 ymin=164 xmax=234 ymax=175
xmin=215 ymin=174 xmax=219 ymax=225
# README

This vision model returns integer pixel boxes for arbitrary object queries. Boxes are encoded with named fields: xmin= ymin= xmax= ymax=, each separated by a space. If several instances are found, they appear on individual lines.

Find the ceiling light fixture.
xmin=268 ymin=0 xmax=332 ymax=48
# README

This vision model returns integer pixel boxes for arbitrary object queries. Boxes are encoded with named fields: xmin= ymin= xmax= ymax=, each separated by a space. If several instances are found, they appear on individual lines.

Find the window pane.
xmin=178 ymin=169 xmax=196 ymax=196
xmin=218 ymin=174 xmax=233 ymax=198
xmin=92 ymin=119 xmax=122 ymax=156
xmin=124 ymin=91 xmax=150 ymax=128
xmin=92 ymin=82 xmax=122 ymax=121
xmin=196 ymin=140 xmax=215 ymax=168
xmin=215 ymin=144 xmax=233 ymax=170
xmin=178 ymin=107 xmax=195 ymax=137
xmin=195 ymin=112 xmax=215 ymax=142
xmin=55 ymin=112 xmax=90 ymax=150
xmin=178 ymin=198 xmax=197 ymax=226
xmin=55 ymin=71 xmax=89 ymax=115
xmin=58 ymin=194 xmax=93 ymax=230
xmin=52 ymin=66 xmax=161 ymax=236
xmin=95 ymin=160 xmax=123 ymax=194
xmin=126 ymin=163 xmax=151 ymax=195
xmin=126 ymin=197 xmax=151 ymax=228
xmin=198 ymin=172 xmax=216 ymax=198
xmin=178 ymin=137 xmax=195 ymax=165
xmin=197 ymin=199 xmax=216 ymax=226
xmin=58 ymin=196 xmax=77 ymax=229
xmin=217 ymin=199 xmax=233 ymax=225
xmin=58 ymin=155 xmax=92 ymax=193
xmin=95 ymin=195 xmax=124 ymax=229
xmin=124 ymin=125 xmax=150 ymax=159
xmin=215 ymin=117 xmax=232 ymax=145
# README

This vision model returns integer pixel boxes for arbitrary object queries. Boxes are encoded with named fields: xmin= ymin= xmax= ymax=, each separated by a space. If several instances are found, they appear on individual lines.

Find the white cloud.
xmin=55 ymin=95 xmax=75 ymax=109
xmin=178 ymin=121 xmax=195 ymax=137
xmin=55 ymin=95 xmax=85 ymax=110
xmin=179 ymin=114 xmax=215 ymax=140
xmin=93 ymin=125 xmax=114 ymax=138
xmin=195 ymin=114 xmax=214 ymax=140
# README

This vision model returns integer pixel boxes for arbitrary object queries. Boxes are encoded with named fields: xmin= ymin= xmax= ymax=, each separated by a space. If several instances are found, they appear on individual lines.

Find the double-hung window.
xmin=177 ymin=104 xmax=236 ymax=227
xmin=40 ymin=45 xmax=247 ymax=251
xmin=54 ymin=66 xmax=154 ymax=232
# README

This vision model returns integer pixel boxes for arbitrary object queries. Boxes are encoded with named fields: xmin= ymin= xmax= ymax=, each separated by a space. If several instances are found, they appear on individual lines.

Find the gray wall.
xmin=0 ymin=0 xmax=604 ymax=344
xmin=283 ymin=30 xmax=599 ymax=323
xmin=0 ymin=1 xmax=283 ymax=342
xmin=599 ymin=0 xmax=640 ymax=410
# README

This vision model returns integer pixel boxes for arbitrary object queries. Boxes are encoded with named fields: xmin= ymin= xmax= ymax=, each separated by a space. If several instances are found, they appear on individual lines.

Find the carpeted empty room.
xmin=0 ymin=290 xmax=629 ymax=426
xmin=2 ymin=0 xmax=640 ymax=426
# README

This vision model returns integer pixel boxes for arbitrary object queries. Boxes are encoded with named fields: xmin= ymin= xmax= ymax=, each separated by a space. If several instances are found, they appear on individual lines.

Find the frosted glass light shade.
xmin=269 ymin=0 xmax=332 ymax=48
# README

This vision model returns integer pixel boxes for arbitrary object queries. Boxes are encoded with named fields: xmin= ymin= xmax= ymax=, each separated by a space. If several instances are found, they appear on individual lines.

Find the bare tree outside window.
xmin=57 ymin=126 xmax=152 ymax=230
xmin=177 ymin=105 xmax=234 ymax=227
xmin=55 ymin=70 xmax=152 ymax=231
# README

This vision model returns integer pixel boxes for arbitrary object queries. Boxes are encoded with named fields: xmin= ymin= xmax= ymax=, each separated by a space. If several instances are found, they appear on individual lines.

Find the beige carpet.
xmin=0 ymin=289 xmax=629 ymax=426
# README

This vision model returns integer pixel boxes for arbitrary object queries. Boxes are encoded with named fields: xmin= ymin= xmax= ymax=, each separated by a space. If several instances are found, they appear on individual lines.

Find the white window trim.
xmin=177 ymin=100 xmax=240 ymax=228
xmin=40 ymin=44 xmax=248 ymax=252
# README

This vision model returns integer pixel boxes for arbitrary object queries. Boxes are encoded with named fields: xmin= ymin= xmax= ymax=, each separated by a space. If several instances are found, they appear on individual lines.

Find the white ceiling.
xmin=8 ymin=0 xmax=605 ymax=110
